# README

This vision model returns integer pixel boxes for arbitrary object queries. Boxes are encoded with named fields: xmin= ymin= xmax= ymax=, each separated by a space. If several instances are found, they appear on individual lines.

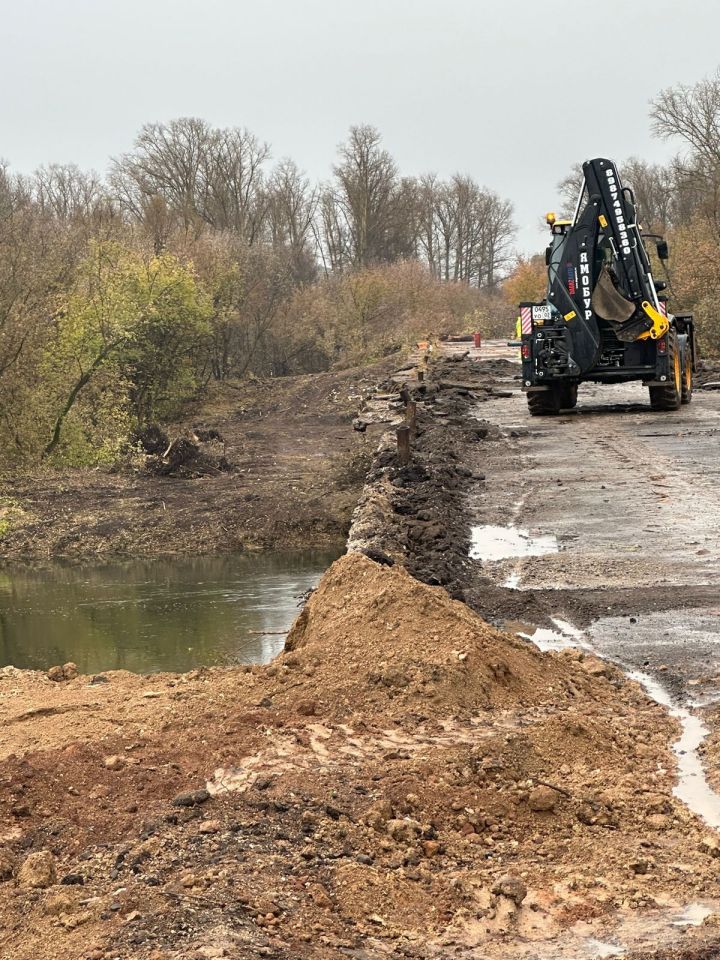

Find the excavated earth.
xmin=3 ymin=344 xmax=720 ymax=958
xmin=2 ymin=554 xmax=720 ymax=960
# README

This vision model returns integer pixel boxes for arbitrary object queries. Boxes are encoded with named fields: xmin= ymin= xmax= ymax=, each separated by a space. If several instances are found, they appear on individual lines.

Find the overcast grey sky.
xmin=1 ymin=0 xmax=718 ymax=253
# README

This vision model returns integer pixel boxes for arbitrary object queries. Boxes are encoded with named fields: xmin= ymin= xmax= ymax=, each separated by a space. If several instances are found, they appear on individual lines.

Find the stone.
xmin=104 ymin=755 xmax=126 ymax=771
xmin=197 ymin=948 xmax=227 ymax=959
xmin=17 ymin=850 xmax=56 ymax=889
xmin=701 ymin=835 xmax=720 ymax=858
xmin=172 ymin=789 xmax=210 ymax=808
xmin=528 ymin=786 xmax=560 ymax=812
xmin=199 ymin=820 xmax=221 ymax=835
xmin=422 ymin=840 xmax=441 ymax=858
xmin=581 ymin=657 xmax=612 ymax=679
xmin=386 ymin=818 xmax=422 ymax=843
xmin=62 ymin=662 xmax=78 ymax=680
xmin=630 ymin=859 xmax=650 ymax=875
xmin=492 ymin=874 xmax=528 ymax=906
xmin=646 ymin=814 xmax=671 ymax=831
xmin=255 ymin=898 xmax=281 ymax=916
xmin=47 ymin=666 xmax=64 ymax=682
xmin=365 ymin=800 xmax=394 ymax=830
xmin=0 ymin=849 xmax=16 ymax=881
xmin=296 ymin=699 xmax=317 ymax=716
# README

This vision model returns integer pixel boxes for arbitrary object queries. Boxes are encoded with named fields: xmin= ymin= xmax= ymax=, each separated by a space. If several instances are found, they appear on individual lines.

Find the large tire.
xmin=649 ymin=329 xmax=682 ymax=411
xmin=527 ymin=383 xmax=577 ymax=416
xmin=681 ymin=344 xmax=693 ymax=405
xmin=558 ymin=383 xmax=578 ymax=409
xmin=527 ymin=389 xmax=558 ymax=416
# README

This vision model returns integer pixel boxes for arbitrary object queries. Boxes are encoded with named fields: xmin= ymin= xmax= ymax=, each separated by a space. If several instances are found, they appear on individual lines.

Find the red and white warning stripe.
xmin=520 ymin=306 xmax=532 ymax=335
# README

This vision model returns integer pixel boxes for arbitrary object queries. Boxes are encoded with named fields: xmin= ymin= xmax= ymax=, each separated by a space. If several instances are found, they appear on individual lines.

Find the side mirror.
xmin=656 ymin=239 xmax=669 ymax=261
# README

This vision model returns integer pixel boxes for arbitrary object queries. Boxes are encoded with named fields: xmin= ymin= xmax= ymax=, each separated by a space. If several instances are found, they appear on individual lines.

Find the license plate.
xmin=532 ymin=305 xmax=551 ymax=321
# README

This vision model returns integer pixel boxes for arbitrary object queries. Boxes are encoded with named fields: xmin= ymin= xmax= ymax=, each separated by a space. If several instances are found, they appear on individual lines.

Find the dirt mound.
xmin=281 ymin=553 xmax=638 ymax=722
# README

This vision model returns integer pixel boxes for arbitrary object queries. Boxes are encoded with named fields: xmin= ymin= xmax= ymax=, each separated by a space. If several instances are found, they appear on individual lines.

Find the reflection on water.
xmin=0 ymin=551 xmax=340 ymax=674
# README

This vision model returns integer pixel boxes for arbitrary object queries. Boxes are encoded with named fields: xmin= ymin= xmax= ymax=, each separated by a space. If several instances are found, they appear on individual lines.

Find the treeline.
xmin=0 ymin=122 xmax=514 ymax=467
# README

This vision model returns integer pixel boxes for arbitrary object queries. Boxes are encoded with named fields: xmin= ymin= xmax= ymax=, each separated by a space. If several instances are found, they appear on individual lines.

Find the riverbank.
xmin=0 ymin=359 xmax=398 ymax=564
xmin=3 ymin=553 xmax=720 ymax=960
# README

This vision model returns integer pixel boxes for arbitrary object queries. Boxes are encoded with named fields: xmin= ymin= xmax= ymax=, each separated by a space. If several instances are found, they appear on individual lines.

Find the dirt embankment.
xmin=1 ymin=553 xmax=719 ymax=960
xmin=0 ymin=360 xmax=399 ymax=563
xmin=348 ymin=352 xmax=515 ymax=598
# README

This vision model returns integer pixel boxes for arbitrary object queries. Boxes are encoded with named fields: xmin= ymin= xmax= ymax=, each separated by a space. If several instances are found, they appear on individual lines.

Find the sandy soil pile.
xmin=0 ymin=556 xmax=719 ymax=959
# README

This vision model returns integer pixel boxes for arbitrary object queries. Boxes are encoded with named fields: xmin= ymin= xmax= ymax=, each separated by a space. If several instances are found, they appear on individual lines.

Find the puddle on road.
xmin=627 ymin=668 xmax=720 ymax=830
xmin=469 ymin=524 xmax=558 ymax=562
xmin=671 ymin=902 xmax=715 ymax=926
xmin=514 ymin=618 xmax=720 ymax=830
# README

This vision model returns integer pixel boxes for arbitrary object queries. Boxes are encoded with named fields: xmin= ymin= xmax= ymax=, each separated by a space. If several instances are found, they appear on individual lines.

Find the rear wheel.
xmin=558 ymin=383 xmax=578 ymax=409
xmin=649 ymin=329 xmax=681 ymax=411
xmin=527 ymin=383 xmax=577 ymax=416
xmin=681 ymin=344 xmax=693 ymax=405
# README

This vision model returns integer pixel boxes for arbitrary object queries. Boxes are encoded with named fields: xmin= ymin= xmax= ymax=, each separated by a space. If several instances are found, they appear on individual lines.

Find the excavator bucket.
xmin=591 ymin=265 xmax=635 ymax=323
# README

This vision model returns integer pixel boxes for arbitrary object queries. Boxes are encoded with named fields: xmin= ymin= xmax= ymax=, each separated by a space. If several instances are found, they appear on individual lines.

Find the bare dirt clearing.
xmin=0 ymin=360 xmax=399 ymax=563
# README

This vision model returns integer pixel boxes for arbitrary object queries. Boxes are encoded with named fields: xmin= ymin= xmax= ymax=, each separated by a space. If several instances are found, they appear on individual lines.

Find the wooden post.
xmin=396 ymin=424 xmax=411 ymax=466
xmin=406 ymin=400 xmax=417 ymax=438
xmin=400 ymin=384 xmax=410 ymax=406
xmin=418 ymin=369 xmax=425 ymax=382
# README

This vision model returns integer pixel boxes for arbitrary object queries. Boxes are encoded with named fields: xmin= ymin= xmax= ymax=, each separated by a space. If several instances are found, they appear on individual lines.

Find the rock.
xmin=365 ymin=800 xmax=394 ymax=830
xmin=386 ymin=818 xmax=422 ymax=843
xmin=528 ymin=785 xmax=560 ymax=812
xmin=104 ymin=755 xmax=126 ymax=771
xmin=0 ymin=849 xmax=16 ymax=881
xmin=701 ymin=835 xmax=720 ymax=858
xmin=296 ymin=699 xmax=317 ymax=716
xmin=421 ymin=840 xmax=441 ymax=858
xmin=197 ymin=948 xmax=227 ymax=959
xmin=172 ymin=789 xmax=210 ymax=808
xmin=47 ymin=666 xmax=64 ymax=682
xmin=199 ymin=820 xmax=221 ymax=835
xmin=255 ymin=898 xmax=281 ymax=917
xmin=644 ymin=793 xmax=672 ymax=815
xmin=62 ymin=662 xmax=78 ymax=680
xmin=17 ymin=851 xmax=56 ymax=889
xmin=581 ymin=656 xmax=612 ymax=679
xmin=646 ymin=813 xmax=671 ymax=831
xmin=492 ymin=874 xmax=528 ymax=906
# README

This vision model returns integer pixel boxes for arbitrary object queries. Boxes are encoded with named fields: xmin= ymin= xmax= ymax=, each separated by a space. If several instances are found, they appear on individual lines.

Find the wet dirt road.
xmin=464 ymin=343 xmax=720 ymax=700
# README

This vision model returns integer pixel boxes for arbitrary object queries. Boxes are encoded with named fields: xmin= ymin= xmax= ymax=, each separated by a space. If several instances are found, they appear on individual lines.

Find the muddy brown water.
xmin=0 ymin=551 xmax=340 ymax=674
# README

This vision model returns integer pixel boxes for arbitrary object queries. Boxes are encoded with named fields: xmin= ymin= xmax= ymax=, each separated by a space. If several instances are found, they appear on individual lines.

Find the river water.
xmin=0 ymin=551 xmax=339 ymax=675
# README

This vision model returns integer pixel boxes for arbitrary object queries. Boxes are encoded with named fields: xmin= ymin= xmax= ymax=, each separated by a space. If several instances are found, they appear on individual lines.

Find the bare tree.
xmin=110 ymin=118 xmax=270 ymax=241
xmin=265 ymin=160 xmax=318 ymax=281
xmin=651 ymin=71 xmax=720 ymax=167
xmin=325 ymin=125 xmax=413 ymax=267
